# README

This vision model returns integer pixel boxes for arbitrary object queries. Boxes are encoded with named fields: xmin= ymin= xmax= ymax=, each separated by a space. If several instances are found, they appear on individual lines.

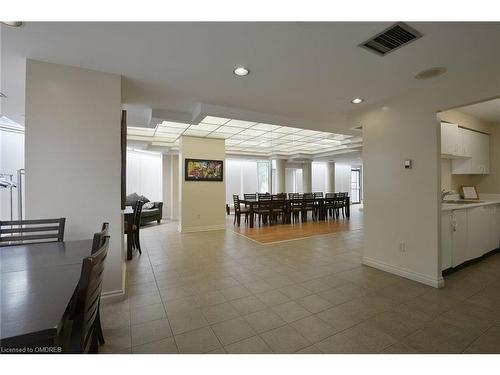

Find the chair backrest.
xmin=313 ymin=192 xmax=324 ymax=198
xmin=69 ymin=236 xmax=109 ymax=353
xmin=91 ymin=222 xmax=109 ymax=254
xmin=233 ymin=195 xmax=241 ymax=213
xmin=0 ymin=218 xmax=66 ymax=246
xmin=244 ymin=193 xmax=257 ymax=200
xmin=325 ymin=193 xmax=335 ymax=198
xmin=303 ymin=193 xmax=314 ymax=199
xmin=133 ymin=200 xmax=144 ymax=227
xmin=258 ymin=193 xmax=271 ymax=201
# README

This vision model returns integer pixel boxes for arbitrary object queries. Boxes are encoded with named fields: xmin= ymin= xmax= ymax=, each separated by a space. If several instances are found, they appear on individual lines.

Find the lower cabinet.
xmin=441 ymin=204 xmax=500 ymax=271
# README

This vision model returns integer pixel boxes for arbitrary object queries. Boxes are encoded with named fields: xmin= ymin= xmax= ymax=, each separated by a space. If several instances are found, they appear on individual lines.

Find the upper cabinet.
xmin=440 ymin=122 xmax=490 ymax=175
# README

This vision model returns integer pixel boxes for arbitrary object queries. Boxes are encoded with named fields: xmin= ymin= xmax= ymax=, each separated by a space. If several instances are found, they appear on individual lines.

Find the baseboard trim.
xmin=178 ymin=224 xmax=226 ymax=233
xmin=362 ymin=256 xmax=444 ymax=288
xmin=101 ymin=288 xmax=126 ymax=301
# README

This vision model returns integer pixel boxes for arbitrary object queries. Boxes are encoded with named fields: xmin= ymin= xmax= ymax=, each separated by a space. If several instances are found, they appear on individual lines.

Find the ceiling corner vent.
xmin=360 ymin=22 xmax=422 ymax=56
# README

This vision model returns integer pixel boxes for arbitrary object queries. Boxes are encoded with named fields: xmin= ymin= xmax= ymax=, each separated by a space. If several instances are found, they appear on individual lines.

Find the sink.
xmin=443 ymin=200 xmax=484 ymax=204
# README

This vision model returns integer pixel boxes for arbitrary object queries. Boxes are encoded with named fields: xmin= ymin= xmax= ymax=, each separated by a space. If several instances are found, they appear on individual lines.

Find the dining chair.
xmin=313 ymin=192 xmax=324 ymax=198
xmin=324 ymin=193 xmax=336 ymax=219
xmin=66 ymin=236 xmax=109 ymax=353
xmin=243 ymin=193 xmax=257 ymax=201
xmin=233 ymin=195 xmax=250 ymax=226
xmin=333 ymin=193 xmax=347 ymax=218
xmin=302 ymin=193 xmax=316 ymax=221
xmin=255 ymin=195 xmax=272 ymax=225
xmin=124 ymin=201 xmax=144 ymax=255
xmin=0 ymin=218 xmax=66 ymax=246
xmin=90 ymin=222 xmax=109 ymax=347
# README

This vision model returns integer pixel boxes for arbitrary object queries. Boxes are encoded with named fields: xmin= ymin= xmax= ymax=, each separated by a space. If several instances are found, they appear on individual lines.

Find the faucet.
xmin=441 ymin=189 xmax=454 ymax=201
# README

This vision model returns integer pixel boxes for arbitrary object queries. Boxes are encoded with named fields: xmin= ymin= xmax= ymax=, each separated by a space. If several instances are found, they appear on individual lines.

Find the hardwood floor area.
xmin=231 ymin=205 xmax=363 ymax=244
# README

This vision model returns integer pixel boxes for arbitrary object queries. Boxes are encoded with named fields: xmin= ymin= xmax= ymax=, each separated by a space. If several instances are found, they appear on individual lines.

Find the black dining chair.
xmin=65 ymin=236 xmax=109 ymax=353
xmin=90 ymin=222 xmax=109 ymax=347
xmin=125 ymin=200 xmax=144 ymax=255
xmin=333 ymin=193 xmax=347 ymax=218
xmin=324 ymin=193 xmax=336 ymax=219
xmin=302 ymin=193 xmax=316 ymax=221
xmin=255 ymin=194 xmax=272 ymax=225
xmin=0 ymin=218 xmax=66 ymax=246
xmin=233 ymin=195 xmax=250 ymax=226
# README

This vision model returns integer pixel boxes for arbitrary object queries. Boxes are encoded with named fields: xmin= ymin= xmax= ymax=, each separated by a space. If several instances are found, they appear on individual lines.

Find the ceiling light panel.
xmin=252 ymin=123 xmax=281 ymax=131
xmin=201 ymin=116 xmax=230 ymax=125
xmin=238 ymin=129 xmax=266 ymax=137
xmin=272 ymin=126 xmax=301 ymax=134
xmin=190 ymin=123 xmax=220 ymax=132
xmin=209 ymin=132 xmax=233 ymax=139
xmin=160 ymin=121 xmax=190 ymax=129
xmin=183 ymin=129 xmax=211 ymax=137
xmin=225 ymin=119 xmax=257 ymax=128
xmin=213 ymin=126 xmax=243 ymax=134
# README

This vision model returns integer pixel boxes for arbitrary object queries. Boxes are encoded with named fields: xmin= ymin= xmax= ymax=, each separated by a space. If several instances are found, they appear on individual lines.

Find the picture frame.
xmin=185 ymin=158 xmax=224 ymax=181
xmin=459 ymin=185 xmax=480 ymax=200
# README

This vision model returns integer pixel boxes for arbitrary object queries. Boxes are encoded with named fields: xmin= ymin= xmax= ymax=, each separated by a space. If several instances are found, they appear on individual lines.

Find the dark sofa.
xmin=126 ymin=193 xmax=163 ymax=224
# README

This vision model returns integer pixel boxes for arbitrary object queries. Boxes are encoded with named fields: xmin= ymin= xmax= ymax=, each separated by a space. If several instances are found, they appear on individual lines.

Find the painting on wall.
xmin=185 ymin=159 xmax=224 ymax=181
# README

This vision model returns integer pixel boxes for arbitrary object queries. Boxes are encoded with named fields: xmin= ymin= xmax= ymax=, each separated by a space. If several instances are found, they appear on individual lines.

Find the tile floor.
xmin=100 ymin=211 xmax=500 ymax=354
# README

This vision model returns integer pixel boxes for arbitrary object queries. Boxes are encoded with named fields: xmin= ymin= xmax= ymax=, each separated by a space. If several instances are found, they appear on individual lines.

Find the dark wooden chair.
xmin=233 ymin=195 xmax=250 ymax=226
xmin=270 ymin=196 xmax=286 ymax=224
xmin=244 ymin=193 xmax=257 ymax=201
xmin=289 ymin=194 xmax=304 ymax=223
xmin=90 ymin=222 xmax=109 ymax=347
xmin=255 ymin=194 xmax=272 ymax=225
xmin=333 ymin=193 xmax=348 ymax=218
xmin=66 ymin=236 xmax=109 ymax=353
xmin=313 ymin=192 xmax=324 ymax=198
xmin=124 ymin=200 xmax=143 ymax=255
xmin=0 ymin=218 xmax=66 ymax=246
xmin=302 ymin=193 xmax=317 ymax=221
xmin=324 ymin=193 xmax=336 ymax=219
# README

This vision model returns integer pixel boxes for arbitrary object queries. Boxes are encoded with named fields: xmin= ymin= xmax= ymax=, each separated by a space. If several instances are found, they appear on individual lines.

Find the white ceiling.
xmin=2 ymin=22 xmax=500 ymax=133
xmin=457 ymin=98 xmax=500 ymax=123
xmin=128 ymin=116 xmax=362 ymax=157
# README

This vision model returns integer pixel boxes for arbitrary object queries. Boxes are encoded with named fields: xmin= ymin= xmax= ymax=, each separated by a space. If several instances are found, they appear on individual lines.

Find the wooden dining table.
xmin=0 ymin=239 xmax=93 ymax=351
xmin=239 ymin=196 xmax=350 ymax=228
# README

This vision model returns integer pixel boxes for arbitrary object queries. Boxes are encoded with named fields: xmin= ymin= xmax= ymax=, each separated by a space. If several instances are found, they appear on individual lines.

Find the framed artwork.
xmin=460 ymin=185 xmax=480 ymax=200
xmin=185 ymin=158 xmax=224 ymax=181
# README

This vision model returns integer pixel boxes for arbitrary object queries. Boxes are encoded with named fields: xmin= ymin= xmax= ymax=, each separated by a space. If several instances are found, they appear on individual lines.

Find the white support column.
xmin=302 ymin=161 xmax=312 ymax=193
xmin=274 ymin=159 xmax=286 ymax=193
xmin=325 ymin=161 xmax=336 ymax=193
xmin=171 ymin=154 xmax=179 ymax=220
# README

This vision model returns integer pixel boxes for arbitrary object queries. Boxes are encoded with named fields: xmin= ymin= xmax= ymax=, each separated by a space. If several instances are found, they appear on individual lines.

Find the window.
xmin=257 ymin=161 xmax=270 ymax=193
xmin=225 ymin=159 xmax=270 ymax=203
xmin=351 ymin=168 xmax=361 ymax=204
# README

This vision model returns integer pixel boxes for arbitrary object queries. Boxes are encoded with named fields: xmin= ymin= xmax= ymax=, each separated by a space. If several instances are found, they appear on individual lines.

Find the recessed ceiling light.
xmin=351 ymin=98 xmax=364 ymax=104
xmin=1 ymin=21 xmax=24 ymax=27
xmin=233 ymin=67 xmax=249 ymax=77
xmin=415 ymin=67 xmax=447 ymax=80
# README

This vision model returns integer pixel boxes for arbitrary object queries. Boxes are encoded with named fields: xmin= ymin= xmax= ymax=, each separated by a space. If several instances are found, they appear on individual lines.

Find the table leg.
xmin=345 ymin=197 xmax=350 ymax=218
xmin=249 ymin=203 xmax=254 ymax=228
xmin=126 ymin=217 xmax=133 ymax=260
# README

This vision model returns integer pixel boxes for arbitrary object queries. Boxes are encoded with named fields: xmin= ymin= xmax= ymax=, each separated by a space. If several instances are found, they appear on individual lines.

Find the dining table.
xmin=239 ymin=196 xmax=350 ymax=228
xmin=0 ymin=239 xmax=93 ymax=351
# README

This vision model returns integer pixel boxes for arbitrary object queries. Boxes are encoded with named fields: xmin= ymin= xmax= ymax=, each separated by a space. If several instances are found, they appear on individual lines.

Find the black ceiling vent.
xmin=360 ymin=22 xmax=422 ymax=56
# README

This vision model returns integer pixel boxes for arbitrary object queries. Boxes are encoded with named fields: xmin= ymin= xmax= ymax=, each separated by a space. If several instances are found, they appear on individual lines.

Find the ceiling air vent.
xmin=360 ymin=22 xmax=422 ymax=56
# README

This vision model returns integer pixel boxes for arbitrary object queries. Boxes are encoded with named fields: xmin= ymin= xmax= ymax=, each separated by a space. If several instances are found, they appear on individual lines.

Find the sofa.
xmin=125 ymin=193 xmax=163 ymax=224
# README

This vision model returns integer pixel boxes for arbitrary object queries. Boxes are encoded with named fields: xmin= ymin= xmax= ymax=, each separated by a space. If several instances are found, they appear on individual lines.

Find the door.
xmin=441 ymin=122 xmax=459 ymax=156
xmin=351 ymin=168 xmax=361 ymax=204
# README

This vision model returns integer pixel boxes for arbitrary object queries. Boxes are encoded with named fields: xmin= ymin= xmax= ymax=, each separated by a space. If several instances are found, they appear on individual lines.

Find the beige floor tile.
xmin=131 ymin=318 xmax=172 ymax=346
xmin=130 ymin=303 xmax=166 ymax=325
xmin=243 ymin=309 xmax=287 ymax=333
xmin=162 ymin=295 xmax=199 ymax=315
xmin=102 ymin=326 xmax=132 ymax=349
xmin=463 ymin=326 xmax=500 ymax=353
xmin=175 ymin=327 xmax=222 ymax=354
xmin=202 ymin=302 xmax=240 ymax=324
xmin=243 ymin=280 xmax=274 ymax=294
xmin=317 ymin=302 xmax=371 ymax=331
xmin=317 ymin=288 xmax=353 ymax=307
xmin=230 ymin=295 xmax=267 ymax=315
xmin=219 ymin=285 xmax=253 ymax=301
xmin=193 ymin=290 xmax=227 ymax=307
xmin=255 ymin=290 xmax=291 ymax=306
xmin=296 ymin=294 xmax=333 ymax=313
xmin=225 ymin=336 xmax=273 ymax=354
xmin=129 ymin=290 xmax=162 ymax=308
xmin=212 ymin=317 xmax=256 ymax=346
xmin=278 ymin=284 xmax=313 ymax=300
xmin=271 ymin=301 xmax=312 ymax=323
xmin=168 ymin=308 xmax=209 ymax=335
xmin=132 ymin=337 xmax=178 ymax=354
xmin=260 ymin=325 xmax=311 ymax=353
xmin=291 ymin=315 xmax=338 ymax=343
xmin=381 ymin=342 xmax=420 ymax=354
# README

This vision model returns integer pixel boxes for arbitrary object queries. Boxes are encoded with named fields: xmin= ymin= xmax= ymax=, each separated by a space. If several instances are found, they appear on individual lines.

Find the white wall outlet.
xmin=399 ymin=242 xmax=406 ymax=252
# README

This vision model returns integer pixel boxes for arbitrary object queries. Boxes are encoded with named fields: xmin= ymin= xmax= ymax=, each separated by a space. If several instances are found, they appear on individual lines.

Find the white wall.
xmin=0 ymin=129 xmax=24 ymax=220
xmin=335 ymin=164 xmax=352 ymax=193
xmin=360 ymin=103 xmax=442 ymax=288
xmin=179 ymin=136 xmax=225 ymax=232
xmin=25 ymin=60 xmax=124 ymax=295
xmin=126 ymin=149 xmax=162 ymax=202
xmin=162 ymin=154 xmax=172 ymax=219
xmin=312 ymin=162 xmax=327 ymax=192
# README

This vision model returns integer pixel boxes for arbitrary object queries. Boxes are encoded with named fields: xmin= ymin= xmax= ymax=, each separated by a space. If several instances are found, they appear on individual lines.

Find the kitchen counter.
xmin=442 ymin=194 xmax=500 ymax=211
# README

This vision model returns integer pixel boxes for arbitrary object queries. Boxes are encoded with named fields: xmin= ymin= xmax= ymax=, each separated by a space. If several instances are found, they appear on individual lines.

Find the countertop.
xmin=442 ymin=194 xmax=500 ymax=211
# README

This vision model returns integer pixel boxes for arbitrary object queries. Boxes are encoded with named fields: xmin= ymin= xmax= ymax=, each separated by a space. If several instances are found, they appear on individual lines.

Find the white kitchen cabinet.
xmin=441 ymin=122 xmax=460 ymax=157
xmin=451 ymin=209 xmax=468 ymax=268
xmin=488 ymin=205 xmax=500 ymax=251
xmin=466 ymin=206 xmax=491 ymax=262
xmin=441 ymin=211 xmax=453 ymax=270
xmin=451 ymin=129 xmax=489 ymax=174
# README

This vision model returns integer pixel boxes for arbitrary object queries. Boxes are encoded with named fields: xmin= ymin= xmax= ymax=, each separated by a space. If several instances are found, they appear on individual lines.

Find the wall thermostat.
xmin=404 ymin=160 xmax=413 ymax=169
